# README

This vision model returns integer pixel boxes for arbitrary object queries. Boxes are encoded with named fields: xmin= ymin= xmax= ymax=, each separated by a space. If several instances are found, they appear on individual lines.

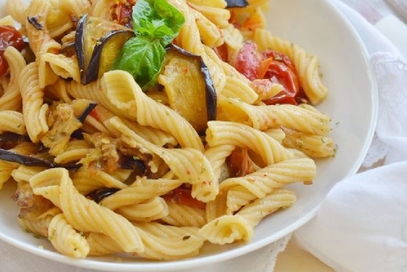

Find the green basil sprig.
xmin=111 ymin=0 xmax=185 ymax=90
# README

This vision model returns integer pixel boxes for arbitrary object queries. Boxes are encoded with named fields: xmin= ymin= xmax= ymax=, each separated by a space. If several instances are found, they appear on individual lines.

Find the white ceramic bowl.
xmin=0 ymin=0 xmax=377 ymax=271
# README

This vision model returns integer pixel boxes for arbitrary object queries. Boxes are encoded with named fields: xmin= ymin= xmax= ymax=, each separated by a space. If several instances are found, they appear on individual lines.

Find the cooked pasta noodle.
xmin=19 ymin=62 xmax=49 ymax=143
xmin=58 ymin=0 xmax=91 ymax=18
xmin=0 ymin=110 xmax=25 ymax=134
xmin=161 ymin=200 xmax=207 ymax=227
xmin=117 ymin=197 xmax=169 ymax=222
xmin=206 ymin=121 xmax=294 ymax=165
xmin=72 ymin=167 xmax=129 ymax=195
xmin=0 ymin=47 xmax=25 ymax=111
xmin=48 ymin=213 xmax=90 ymax=258
xmin=217 ymin=97 xmax=332 ymax=134
xmin=134 ymin=222 xmax=205 ymax=260
xmin=30 ymin=168 xmax=145 ymax=253
xmin=18 ymin=207 xmax=60 ymax=237
xmin=220 ymin=158 xmax=316 ymax=213
xmin=99 ymin=177 xmax=183 ymax=210
xmin=0 ymin=0 xmax=335 ymax=261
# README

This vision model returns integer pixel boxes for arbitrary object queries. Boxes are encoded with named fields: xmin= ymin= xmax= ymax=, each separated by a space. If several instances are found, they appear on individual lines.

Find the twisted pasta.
xmin=103 ymin=71 xmax=205 ymax=151
xmin=220 ymin=158 xmax=316 ymax=213
xmin=117 ymin=197 xmax=169 ymax=222
xmin=161 ymin=200 xmax=207 ymax=227
xmin=19 ymin=62 xmax=49 ymax=143
xmin=0 ymin=47 xmax=25 ymax=111
xmin=0 ymin=0 xmax=335 ymax=261
xmin=206 ymin=121 xmax=293 ymax=165
xmin=134 ymin=222 xmax=205 ymax=260
xmin=29 ymin=168 xmax=144 ymax=253
xmin=48 ymin=213 xmax=90 ymax=258
xmin=99 ymin=177 xmax=183 ymax=210
xmin=200 ymin=189 xmax=296 ymax=245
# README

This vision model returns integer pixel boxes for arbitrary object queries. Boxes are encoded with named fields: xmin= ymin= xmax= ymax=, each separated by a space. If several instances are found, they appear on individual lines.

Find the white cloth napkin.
xmin=294 ymin=160 xmax=407 ymax=272
xmin=294 ymin=1 xmax=407 ymax=271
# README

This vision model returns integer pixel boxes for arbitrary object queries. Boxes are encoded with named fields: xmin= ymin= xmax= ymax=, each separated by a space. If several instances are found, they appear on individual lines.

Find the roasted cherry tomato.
xmin=0 ymin=57 xmax=7 ymax=78
xmin=213 ymin=43 xmax=228 ymax=62
xmin=263 ymin=50 xmax=297 ymax=72
xmin=0 ymin=25 xmax=25 ymax=77
xmin=112 ymin=0 xmax=136 ymax=27
xmin=164 ymin=187 xmax=206 ymax=209
xmin=233 ymin=42 xmax=262 ymax=81
xmin=233 ymin=43 xmax=304 ymax=105
xmin=261 ymin=58 xmax=300 ymax=105
xmin=227 ymin=147 xmax=255 ymax=177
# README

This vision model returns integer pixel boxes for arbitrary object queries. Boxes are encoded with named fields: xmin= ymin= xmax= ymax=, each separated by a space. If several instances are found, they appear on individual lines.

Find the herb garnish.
xmin=111 ymin=0 xmax=185 ymax=90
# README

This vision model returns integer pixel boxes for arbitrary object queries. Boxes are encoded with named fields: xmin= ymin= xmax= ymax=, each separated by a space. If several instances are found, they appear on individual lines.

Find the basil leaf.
xmin=112 ymin=0 xmax=185 ymax=90
xmin=111 ymin=37 xmax=165 ymax=89
xmin=132 ymin=0 xmax=185 ymax=46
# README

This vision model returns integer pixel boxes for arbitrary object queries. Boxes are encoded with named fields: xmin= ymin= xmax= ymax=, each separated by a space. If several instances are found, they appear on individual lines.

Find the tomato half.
xmin=233 ymin=42 xmax=262 ymax=81
xmin=0 ymin=25 xmax=25 ymax=77
xmin=232 ymin=43 xmax=305 ymax=105
xmin=261 ymin=58 xmax=300 ymax=105
xmin=227 ymin=147 xmax=255 ymax=177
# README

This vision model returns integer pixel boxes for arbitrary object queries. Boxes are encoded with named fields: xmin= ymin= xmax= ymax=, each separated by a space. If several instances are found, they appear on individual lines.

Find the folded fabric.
xmin=295 ymin=161 xmax=407 ymax=272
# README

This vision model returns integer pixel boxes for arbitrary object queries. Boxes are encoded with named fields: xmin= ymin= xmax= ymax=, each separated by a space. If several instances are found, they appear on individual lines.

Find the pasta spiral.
xmin=0 ymin=0 xmax=334 ymax=261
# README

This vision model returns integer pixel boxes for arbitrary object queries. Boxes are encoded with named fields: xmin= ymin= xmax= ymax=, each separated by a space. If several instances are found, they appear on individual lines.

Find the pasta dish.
xmin=0 ymin=0 xmax=336 ymax=260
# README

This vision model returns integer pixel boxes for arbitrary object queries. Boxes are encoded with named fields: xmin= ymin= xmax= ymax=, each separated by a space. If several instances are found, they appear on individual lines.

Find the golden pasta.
xmin=0 ymin=0 xmax=336 ymax=261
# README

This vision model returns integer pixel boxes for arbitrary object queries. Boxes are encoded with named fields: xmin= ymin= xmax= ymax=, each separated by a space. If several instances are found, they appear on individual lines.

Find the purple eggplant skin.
xmin=77 ymin=102 xmax=98 ymax=123
xmin=85 ymin=29 xmax=134 ymax=84
xmin=225 ymin=0 xmax=249 ymax=8
xmin=71 ymin=102 xmax=99 ymax=139
xmin=86 ymin=188 xmax=120 ymax=203
xmin=75 ymin=14 xmax=134 ymax=85
xmin=0 ymin=148 xmax=54 ymax=167
xmin=168 ymin=44 xmax=217 ymax=122
xmin=27 ymin=16 xmax=43 ymax=30
xmin=0 ymin=133 xmax=26 ymax=148
xmin=75 ymin=14 xmax=87 ymax=82
xmin=163 ymin=44 xmax=217 ymax=134
xmin=0 ymin=148 xmax=78 ymax=169
xmin=199 ymin=55 xmax=217 ymax=123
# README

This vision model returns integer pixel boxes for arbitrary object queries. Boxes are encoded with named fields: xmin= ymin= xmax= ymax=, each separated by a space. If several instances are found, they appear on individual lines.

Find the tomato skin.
xmin=227 ymin=147 xmax=255 ymax=177
xmin=260 ymin=50 xmax=301 ymax=105
xmin=164 ymin=187 xmax=206 ymax=209
xmin=261 ymin=59 xmax=300 ymax=105
xmin=233 ymin=44 xmax=305 ymax=105
xmin=88 ymin=108 xmax=101 ymax=122
xmin=0 ymin=25 xmax=25 ymax=77
xmin=233 ymin=42 xmax=262 ymax=81
xmin=262 ymin=50 xmax=296 ymax=72
xmin=0 ymin=25 xmax=25 ymax=53
xmin=213 ymin=44 xmax=228 ymax=62
xmin=0 ymin=56 xmax=8 ymax=77
xmin=112 ymin=0 xmax=137 ymax=27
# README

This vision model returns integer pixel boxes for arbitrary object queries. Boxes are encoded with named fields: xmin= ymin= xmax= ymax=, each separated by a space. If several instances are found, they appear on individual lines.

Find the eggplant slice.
xmin=75 ymin=14 xmax=134 ymax=84
xmin=0 ymin=148 xmax=53 ymax=167
xmin=158 ymin=45 xmax=217 ymax=134
xmin=87 ymin=188 xmax=120 ymax=203
xmin=226 ymin=0 xmax=249 ymax=8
